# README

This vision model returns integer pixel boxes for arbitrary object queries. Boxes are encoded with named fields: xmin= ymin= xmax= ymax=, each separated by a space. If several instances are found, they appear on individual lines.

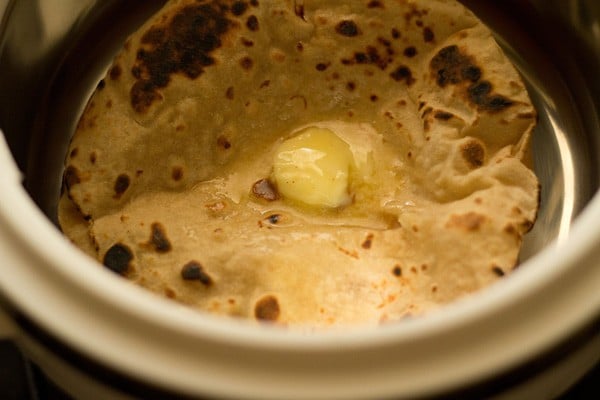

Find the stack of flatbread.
xmin=60 ymin=0 xmax=539 ymax=327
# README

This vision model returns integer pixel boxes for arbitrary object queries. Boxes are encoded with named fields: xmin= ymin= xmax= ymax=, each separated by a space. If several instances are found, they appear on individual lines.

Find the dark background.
xmin=0 ymin=339 xmax=597 ymax=399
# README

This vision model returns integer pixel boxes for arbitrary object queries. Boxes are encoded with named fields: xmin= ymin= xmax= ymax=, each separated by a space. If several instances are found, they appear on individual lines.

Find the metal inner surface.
xmin=0 ymin=0 xmax=599 ymax=264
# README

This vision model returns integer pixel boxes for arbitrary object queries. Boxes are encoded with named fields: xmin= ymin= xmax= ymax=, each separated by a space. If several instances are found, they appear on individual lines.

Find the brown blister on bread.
xmin=255 ymin=295 xmax=281 ymax=321
xmin=446 ymin=212 xmax=486 ymax=232
xmin=461 ymin=140 xmax=485 ymax=169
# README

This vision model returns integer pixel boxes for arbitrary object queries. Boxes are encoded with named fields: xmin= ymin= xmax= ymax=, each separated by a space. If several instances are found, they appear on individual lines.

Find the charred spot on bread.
xmin=148 ymin=223 xmax=172 ymax=253
xmin=336 ymin=20 xmax=360 ymax=37
xmin=113 ymin=173 xmax=130 ymax=199
xmin=103 ymin=243 xmax=133 ymax=275
xmin=181 ymin=261 xmax=213 ymax=286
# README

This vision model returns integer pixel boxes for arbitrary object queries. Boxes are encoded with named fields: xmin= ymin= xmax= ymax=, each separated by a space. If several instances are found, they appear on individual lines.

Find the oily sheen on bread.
xmin=60 ymin=0 xmax=539 ymax=328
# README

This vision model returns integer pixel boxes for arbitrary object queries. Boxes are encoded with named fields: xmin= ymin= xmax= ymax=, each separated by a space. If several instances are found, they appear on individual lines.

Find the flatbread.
xmin=60 ymin=0 xmax=539 ymax=328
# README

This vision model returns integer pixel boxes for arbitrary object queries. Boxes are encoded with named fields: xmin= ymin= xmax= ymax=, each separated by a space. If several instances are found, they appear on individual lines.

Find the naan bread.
xmin=60 ymin=0 xmax=539 ymax=327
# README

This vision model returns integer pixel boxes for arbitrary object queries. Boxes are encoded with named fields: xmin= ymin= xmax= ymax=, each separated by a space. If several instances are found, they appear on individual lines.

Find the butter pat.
xmin=272 ymin=127 xmax=354 ymax=208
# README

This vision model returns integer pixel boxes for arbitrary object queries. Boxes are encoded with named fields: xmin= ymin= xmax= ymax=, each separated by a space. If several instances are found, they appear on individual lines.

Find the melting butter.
xmin=272 ymin=127 xmax=354 ymax=208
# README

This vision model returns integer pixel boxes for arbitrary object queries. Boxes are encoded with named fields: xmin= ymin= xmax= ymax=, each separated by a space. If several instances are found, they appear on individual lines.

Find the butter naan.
xmin=59 ymin=0 xmax=540 ymax=328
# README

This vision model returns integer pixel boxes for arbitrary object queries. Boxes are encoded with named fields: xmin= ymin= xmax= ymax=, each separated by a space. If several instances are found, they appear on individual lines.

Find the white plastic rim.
xmin=1 ymin=114 xmax=600 ymax=400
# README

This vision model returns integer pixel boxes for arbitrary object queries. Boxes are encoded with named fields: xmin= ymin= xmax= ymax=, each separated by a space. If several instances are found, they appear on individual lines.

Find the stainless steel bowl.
xmin=0 ymin=1 xmax=599 ymax=399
